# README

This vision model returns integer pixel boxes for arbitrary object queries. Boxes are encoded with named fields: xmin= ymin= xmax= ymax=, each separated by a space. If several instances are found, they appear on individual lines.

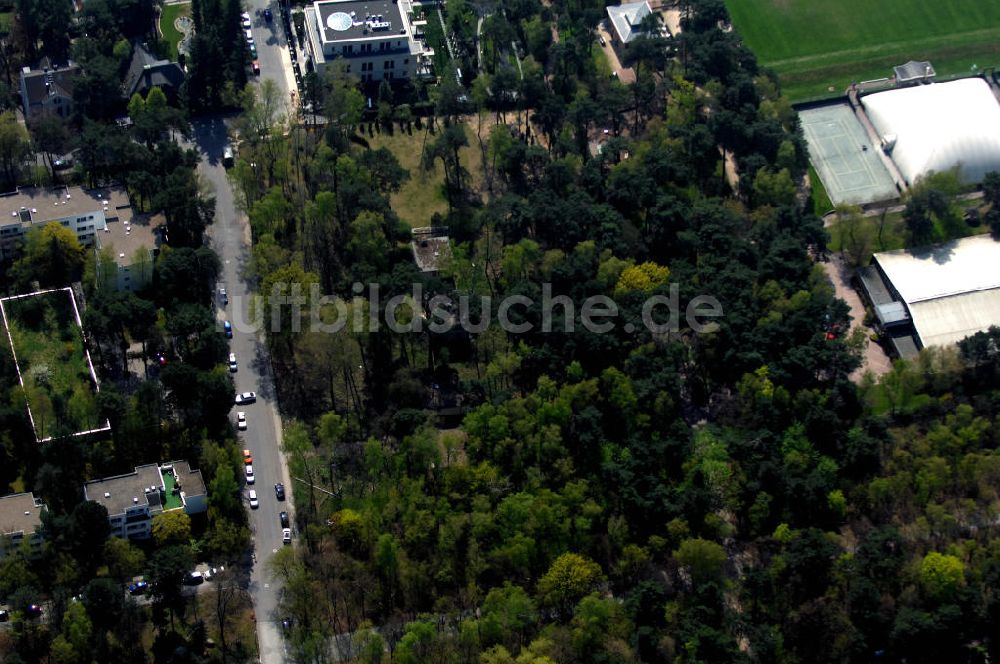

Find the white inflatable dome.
xmin=862 ymin=78 xmax=1000 ymax=185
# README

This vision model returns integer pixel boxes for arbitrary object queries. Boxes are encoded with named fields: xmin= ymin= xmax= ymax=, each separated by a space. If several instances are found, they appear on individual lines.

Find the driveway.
xmin=190 ymin=116 xmax=293 ymax=664
xmin=820 ymin=254 xmax=892 ymax=381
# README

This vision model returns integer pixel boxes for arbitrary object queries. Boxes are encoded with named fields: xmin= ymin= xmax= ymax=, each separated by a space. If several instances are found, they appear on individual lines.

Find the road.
xmin=191 ymin=116 xmax=293 ymax=664
xmin=247 ymin=0 xmax=297 ymax=112
xmin=184 ymin=6 xmax=303 ymax=662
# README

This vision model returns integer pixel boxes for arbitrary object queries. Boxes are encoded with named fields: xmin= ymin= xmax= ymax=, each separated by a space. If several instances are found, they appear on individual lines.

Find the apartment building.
xmin=304 ymin=0 xmax=434 ymax=81
xmin=82 ymin=461 xmax=207 ymax=540
xmin=0 ymin=492 xmax=46 ymax=560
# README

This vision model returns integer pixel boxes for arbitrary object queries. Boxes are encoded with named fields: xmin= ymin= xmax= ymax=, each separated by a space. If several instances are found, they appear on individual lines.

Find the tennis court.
xmin=800 ymin=104 xmax=898 ymax=206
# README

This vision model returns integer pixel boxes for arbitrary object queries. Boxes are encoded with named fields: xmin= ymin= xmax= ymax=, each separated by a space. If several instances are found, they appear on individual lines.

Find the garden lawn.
xmin=365 ymin=121 xmax=483 ymax=228
xmin=726 ymin=0 xmax=1000 ymax=101
xmin=1 ymin=289 xmax=101 ymax=439
xmin=160 ymin=2 xmax=191 ymax=61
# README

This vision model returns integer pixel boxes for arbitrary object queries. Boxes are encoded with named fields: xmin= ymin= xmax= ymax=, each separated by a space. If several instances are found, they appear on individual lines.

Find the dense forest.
xmin=219 ymin=0 xmax=1000 ymax=662
xmin=0 ymin=0 xmax=997 ymax=660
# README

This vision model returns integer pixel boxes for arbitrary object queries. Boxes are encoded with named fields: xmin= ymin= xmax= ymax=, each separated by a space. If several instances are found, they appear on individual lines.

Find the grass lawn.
xmin=726 ymin=0 xmax=1000 ymax=101
xmin=364 ymin=121 xmax=484 ymax=228
xmin=809 ymin=166 xmax=833 ymax=216
xmin=828 ymin=207 xmax=990 ymax=259
xmin=1 ymin=289 xmax=101 ymax=440
xmin=160 ymin=2 xmax=191 ymax=61
xmin=0 ymin=12 xmax=13 ymax=36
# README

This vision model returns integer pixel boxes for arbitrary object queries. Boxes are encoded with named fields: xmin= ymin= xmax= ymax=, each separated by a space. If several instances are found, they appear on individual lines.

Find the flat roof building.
xmin=0 ymin=185 xmax=133 ymax=261
xmin=0 ymin=492 xmax=46 ymax=559
xmin=873 ymin=235 xmax=1000 ymax=349
xmin=94 ymin=212 xmax=163 ymax=292
xmin=863 ymin=78 xmax=1000 ymax=185
xmin=83 ymin=461 xmax=207 ymax=540
xmin=303 ymin=0 xmax=434 ymax=81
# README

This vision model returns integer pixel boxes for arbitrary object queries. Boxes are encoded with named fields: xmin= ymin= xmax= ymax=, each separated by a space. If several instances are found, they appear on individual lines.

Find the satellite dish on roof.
xmin=327 ymin=11 xmax=352 ymax=31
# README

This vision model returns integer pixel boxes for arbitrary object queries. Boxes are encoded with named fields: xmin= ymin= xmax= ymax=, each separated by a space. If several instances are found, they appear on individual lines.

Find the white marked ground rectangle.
xmin=800 ymin=103 xmax=897 ymax=206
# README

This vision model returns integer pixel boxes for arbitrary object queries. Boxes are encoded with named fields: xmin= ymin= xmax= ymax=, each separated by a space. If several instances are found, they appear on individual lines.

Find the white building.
xmin=0 ymin=186 xmax=123 ymax=259
xmin=304 ymin=0 xmax=434 ymax=81
xmin=606 ymin=1 xmax=654 ymax=49
xmin=0 ymin=492 xmax=46 ymax=560
xmin=83 ymin=461 xmax=207 ymax=540
xmin=873 ymin=235 xmax=1000 ymax=349
xmin=863 ymin=78 xmax=1000 ymax=185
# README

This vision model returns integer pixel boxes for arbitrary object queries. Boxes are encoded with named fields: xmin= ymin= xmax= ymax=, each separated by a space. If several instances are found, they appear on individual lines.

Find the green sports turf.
xmin=726 ymin=0 xmax=1000 ymax=100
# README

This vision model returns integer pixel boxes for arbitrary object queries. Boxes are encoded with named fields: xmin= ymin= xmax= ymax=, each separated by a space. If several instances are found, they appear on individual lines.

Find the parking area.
xmin=800 ymin=104 xmax=898 ymax=206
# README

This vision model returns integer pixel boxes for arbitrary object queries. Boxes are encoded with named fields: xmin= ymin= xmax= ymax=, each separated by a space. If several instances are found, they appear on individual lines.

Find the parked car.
xmin=279 ymin=511 xmax=289 ymax=527
xmin=274 ymin=483 xmax=285 ymax=501
xmin=25 ymin=604 xmax=42 ymax=618
xmin=0 ymin=609 xmax=8 ymax=622
xmin=243 ymin=448 xmax=253 ymax=464
xmin=219 ymin=287 xmax=228 ymax=305
xmin=238 ymin=412 xmax=247 ymax=430
xmin=241 ymin=11 xmax=250 ymax=20
xmin=128 ymin=580 xmax=149 ymax=595
xmin=245 ymin=29 xmax=254 ymax=42
xmin=249 ymin=43 xmax=257 ymax=59
xmin=252 ymin=60 xmax=261 ymax=76
xmin=245 ymin=465 xmax=255 ymax=485
xmin=242 ymin=17 xmax=252 ymax=28
xmin=599 ymin=35 xmax=606 ymax=47
xmin=184 ymin=571 xmax=204 ymax=586
xmin=229 ymin=352 xmax=238 ymax=372
xmin=235 ymin=391 xmax=256 ymax=404
xmin=264 ymin=7 xmax=273 ymax=21
xmin=282 ymin=528 xmax=292 ymax=544
xmin=223 ymin=320 xmax=233 ymax=338
xmin=249 ymin=490 xmax=259 ymax=508
xmin=53 ymin=157 xmax=74 ymax=171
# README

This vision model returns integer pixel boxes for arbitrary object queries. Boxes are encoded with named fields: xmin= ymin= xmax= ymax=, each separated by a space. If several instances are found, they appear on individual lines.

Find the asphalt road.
xmin=247 ymin=0 xmax=296 ymax=111
xmin=191 ymin=117 xmax=292 ymax=664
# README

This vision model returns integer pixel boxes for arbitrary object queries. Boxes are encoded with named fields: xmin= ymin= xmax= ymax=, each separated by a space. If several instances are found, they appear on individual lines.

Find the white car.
xmin=245 ymin=464 xmax=255 ymax=485
xmin=235 ymin=391 xmax=256 ymax=404
xmin=237 ymin=411 xmax=247 ymax=430
xmin=282 ymin=528 xmax=292 ymax=544
xmin=242 ymin=17 xmax=252 ymax=28
xmin=241 ymin=11 xmax=251 ymax=20
xmin=248 ymin=489 xmax=258 ymax=508
xmin=229 ymin=352 xmax=238 ymax=372
xmin=245 ymin=28 xmax=253 ymax=42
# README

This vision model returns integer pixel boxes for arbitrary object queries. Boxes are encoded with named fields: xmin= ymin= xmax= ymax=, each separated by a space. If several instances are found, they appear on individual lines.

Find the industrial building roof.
xmin=863 ymin=78 xmax=1000 ymax=185
xmin=874 ymin=235 xmax=1000 ymax=348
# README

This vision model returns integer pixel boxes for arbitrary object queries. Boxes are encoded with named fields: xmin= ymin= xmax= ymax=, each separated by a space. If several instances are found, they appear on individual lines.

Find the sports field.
xmin=0 ymin=289 xmax=104 ymax=441
xmin=726 ymin=0 xmax=1000 ymax=101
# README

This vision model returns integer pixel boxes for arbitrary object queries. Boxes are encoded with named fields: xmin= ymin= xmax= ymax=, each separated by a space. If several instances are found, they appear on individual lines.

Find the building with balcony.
xmin=304 ymin=0 xmax=434 ymax=82
xmin=83 ymin=461 xmax=207 ymax=540
xmin=0 ymin=492 xmax=46 ymax=560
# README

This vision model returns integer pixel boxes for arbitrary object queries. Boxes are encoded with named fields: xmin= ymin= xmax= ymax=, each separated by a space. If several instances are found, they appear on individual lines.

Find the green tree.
xmin=152 ymin=510 xmax=192 ymax=547
xmin=11 ymin=222 xmax=86 ymax=287
xmin=673 ymin=538 xmax=726 ymax=585
xmin=480 ymin=583 xmax=537 ymax=650
xmin=752 ymin=167 xmax=797 ymax=207
xmin=103 ymin=537 xmax=145 ymax=583
xmin=920 ymin=551 xmax=964 ymax=601
xmin=0 ymin=110 xmax=30 ymax=187
xmin=536 ymin=552 xmax=605 ymax=617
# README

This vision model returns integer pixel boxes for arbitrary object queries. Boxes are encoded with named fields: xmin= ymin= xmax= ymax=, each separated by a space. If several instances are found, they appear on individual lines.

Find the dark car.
xmin=128 ymin=581 xmax=149 ymax=595
xmin=0 ymin=609 xmax=9 ymax=622
xmin=274 ymin=483 xmax=285 ymax=501
xmin=25 ymin=604 xmax=43 ymax=618
xmin=223 ymin=320 xmax=233 ymax=338
xmin=264 ymin=7 xmax=273 ymax=21
xmin=279 ymin=511 xmax=289 ymax=528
